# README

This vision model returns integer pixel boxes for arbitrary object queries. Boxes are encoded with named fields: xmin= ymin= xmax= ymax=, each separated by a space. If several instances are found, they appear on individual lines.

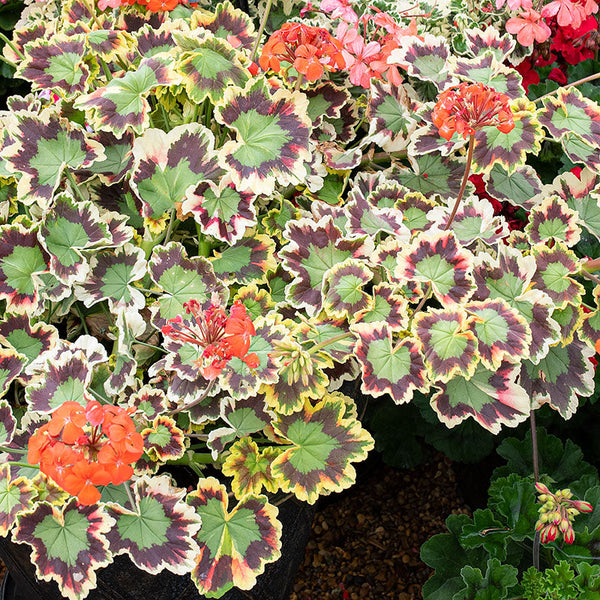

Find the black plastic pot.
xmin=0 ymin=497 xmax=315 ymax=600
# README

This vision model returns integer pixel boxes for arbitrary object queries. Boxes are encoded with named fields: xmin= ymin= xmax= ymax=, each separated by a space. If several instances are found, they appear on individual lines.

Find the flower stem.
xmin=444 ymin=134 xmax=475 ymax=231
xmin=534 ymin=71 xmax=600 ymax=104
xmin=64 ymin=170 xmax=88 ymax=204
xmin=294 ymin=73 xmax=304 ymax=91
xmin=0 ymin=32 xmax=24 ymax=61
xmin=0 ymin=446 xmax=26 ymax=454
xmin=123 ymin=482 xmax=137 ymax=513
xmin=407 ymin=283 xmax=433 ymax=328
xmin=134 ymin=340 xmax=167 ymax=353
xmin=530 ymin=408 xmax=541 ymax=571
xmin=250 ymin=0 xmax=272 ymax=64
xmin=308 ymin=331 xmax=354 ymax=354
xmin=168 ymin=379 xmax=216 ymax=415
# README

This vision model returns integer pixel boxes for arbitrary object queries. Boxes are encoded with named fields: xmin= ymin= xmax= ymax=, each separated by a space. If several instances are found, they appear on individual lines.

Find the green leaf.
xmin=455 ymin=558 xmax=518 ymax=600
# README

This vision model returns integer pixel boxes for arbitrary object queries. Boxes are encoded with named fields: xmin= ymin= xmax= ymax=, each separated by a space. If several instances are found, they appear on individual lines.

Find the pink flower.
xmin=320 ymin=0 xmax=358 ymax=22
xmin=505 ymin=9 xmax=552 ymax=46
xmin=342 ymin=36 xmax=381 ymax=87
xmin=542 ymin=0 xmax=587 ymax=28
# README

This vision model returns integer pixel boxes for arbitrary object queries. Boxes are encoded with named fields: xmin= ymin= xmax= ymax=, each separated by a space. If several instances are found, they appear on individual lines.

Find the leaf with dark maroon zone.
xmin=74 ymin=56 xmax=182 ymax=136
xmin=193 ymin=0 xmax=257 ymax=51
xmin=408 ymin=123 xmax=464 ymax=157
xmin=0 ymin=351 xmax=26 ymax=399
xmin=163 ymin=336 xmax=203 ymax=382
xmin=280 ymin=216 xmax=373 ymax=315
xmin=465 ymin=299 xmax=531 ymax=369
xmin=396 ymin=153 xmax=465 ymax=199
xmin=221 ymin=316 xmax=287 ymax=401
xmin=0 ymin=224 xmax=49 ymax=315
xmin=305 ymin=81 xmax=350 ymax=127
xmin=345 ymin=193 xmax=410 ymax=239
xmin=389 ymin=33 xmax=456 ymax=90
xmin=134 ymin=23 xmax=176 ymax=58
xmin=16 ymin=34 xmax=90 ymax=98
xmin=540 ymin=88 xmax=600 ymax=147
xmin=580 ymin=287 xmax=600 ymax=350
xmin=104 ymin=350 xmax=137 ymax=396
xmin=395 ymin=231 xmax=475 ymax=307
xmin=40 ymin=192 xmax=111 ymax=285
xmin=271 ymin=394 xmax=373 ymax=504
xmin=472 ymin=109 xmax=543 ymax=174
xmin=296 ymin=316 xmax=357 ymax=362
xmin=413 ymin=308 xmax=478 ymax=383
xmin=131 ymin=123 xmax=223 ymax=220
xmin=520 ymin=335 xmax=594 ymax=419
xmin=142 ymin=415 xmax=186 ymax=461
xmin=453 ymin=53 xmax=524 ymax=99
xmin=76 ymin=130 xmax=135 ymax=185
xmin=0 ymin=463 xmax=35 ymax=537
xmin=552 ymin=303 xmax=583 ymax=346
xmin=214 ymin=77 xmax=311 ymax=195
xmin=431 ymin=361 xmax=530 ymax=434
xmin=3 ymin=112 xmax=104 ymax=208
xmin=106 ymin=475 xmax=201 ymax=576
xmin=353 ymin=322 xmax=429 ymax=404
xmin=366 ymin=80 xmax=417 ymax=151
xmin=207 ymin=394 xmax=274 ymax=458
xmin=74 ymin=244 xmax=146 ymax=313
xmin=210 ymin=234 xmax=277 ymax=285
xmin=485 ymin=163 xmax=542 ymax=210
xmin=428 ymin=196 xmax=508 ymax=246
xmin=13 ymin=499 xmax=114 ymax=600
xmin=0 ymin=314 xmax=58 ymax=378
xmin=148 ymin=242 xmax=228 ymax=329
xmin=182 ymin=178 xmax=256 ymax=244
xmin=562 ymin=132 xmax=600 ymax=171
xmin=25 ymin=351 xmax=90 ymax=412
xmin=353 ymin=283 xmax=409 ymax=331
xmin=166 ymin=375 xmax=220 ymax=424
xmin=323 ymin=259 xmax=373 ymax=320
xmin=187 ymin=476 xmax=281 ymax=598
xmin=222 ymin=437 xmax=282 ymax=498
xmin=463 ymin=26 xmax=515 ymax=61
xmin=530 ymin=242 xmax=584 ymax=309
xmin=128 ymin=385 xmax=168 ymax=421
xmin=525 ymin=195 xmax=581 ymax=246
xmin=178 ymin=35 xmax=249 ymax=104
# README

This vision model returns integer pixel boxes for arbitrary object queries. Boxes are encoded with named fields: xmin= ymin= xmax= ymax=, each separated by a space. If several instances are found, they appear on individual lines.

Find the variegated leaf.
xmin=525 ymin=195 xmax=581 ymax=246
xmin=106 ymin=475 xmax=201 ymax=575
xmin=187 ymin=477 xmax=281 ymax=598
xmin=431 ymin=361 xmax=530 ymax=434
xmin=271 ymin=394 xmax=374 ymax=504
xmin=353 ymin=322 xmax=429 ymax=404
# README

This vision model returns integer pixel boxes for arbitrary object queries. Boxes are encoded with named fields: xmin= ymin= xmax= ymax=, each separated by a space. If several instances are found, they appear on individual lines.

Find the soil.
xmin=290 ymin=453 xmax=472 ymax=600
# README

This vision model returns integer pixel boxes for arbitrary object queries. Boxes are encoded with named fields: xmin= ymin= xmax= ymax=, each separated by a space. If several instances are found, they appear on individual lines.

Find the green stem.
xmin=444 ymin=134 xmax=475 ymax=231
xmin=64 ymin=170 xmax=88 ymax=203
xmin=294 ymin=73 xmax=304 ymax=91
xmin=88 ymin=387 xmax=110 ymax=403
xmin=196 ymin=222 xmax=212 ymax=257
xmin=530 ymin=408 xmax=540 ymax=571
xmin=168 ymin=452 xmax=221 ymax=465
xmin=74 ymin=303 xmax=90 ymax=335
xmin=581 ymin=270 xmax=600 ymax=287
xmin=8 ymin=462 xmax=37 ymax=469
xmin=123 ymin=483 xmax=138 ymax=513
xmin=308 ymin=332 xmax=353 ymax=355
xmin=78 ymin=0 xmax=104 ymax=29
xmin=134 ymin=340 xmax=166 ymax=353
xmin=0 ymin=446 xmax=26 ymax=454
xmin=250 ymin=0 xmax=273 ymax=64
xmin=98 ymin=56 xmax=113 ymax=81
xmin=164 ymin=210 xmax=178 ymax=245
xmin=581 ymin=257 xmax=600 ymax=275
xmin=0 ymin=55 xmax=16 ymax=69
xmin=534 ymin=71 xmax=600 ymax=104
xmin=0 ymin=32 xmax=24 ymax=61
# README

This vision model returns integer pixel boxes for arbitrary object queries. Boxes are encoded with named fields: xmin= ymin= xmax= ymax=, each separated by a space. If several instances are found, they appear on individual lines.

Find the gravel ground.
xmin=290 ymin=453 xmax=471 ymax=600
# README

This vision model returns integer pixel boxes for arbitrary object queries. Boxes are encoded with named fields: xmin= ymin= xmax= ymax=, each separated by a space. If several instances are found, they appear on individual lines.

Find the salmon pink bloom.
xmin=432 ymin=82 xmax=515 ymax=141
xmin=541 ymin=0 xmax=588 ymax=28
xmin=505 ymin=9 xmax=552 ymax=46
xmin=320 ymin=0 xmax=358 ymax=22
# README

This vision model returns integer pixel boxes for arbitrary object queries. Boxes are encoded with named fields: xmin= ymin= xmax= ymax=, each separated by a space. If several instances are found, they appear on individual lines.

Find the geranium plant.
xmin=0 ymin=0 xmax=600 ymax=597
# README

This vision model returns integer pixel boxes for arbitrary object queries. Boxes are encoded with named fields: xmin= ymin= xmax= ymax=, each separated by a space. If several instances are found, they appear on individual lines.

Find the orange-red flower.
xmin=432 ymin=83 xmax=515 ymax=141
xmin=259 ymin=22 xmax=345 ymax=82
xmin=162 ymin=299 xmax=259 ymax=380
xmin=28 ymin=401 xmax=143 ymax=505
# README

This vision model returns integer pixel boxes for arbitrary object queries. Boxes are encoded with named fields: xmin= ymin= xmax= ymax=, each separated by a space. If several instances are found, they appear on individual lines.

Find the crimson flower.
xmin=431 ymin=82 xmax=515 ymax=141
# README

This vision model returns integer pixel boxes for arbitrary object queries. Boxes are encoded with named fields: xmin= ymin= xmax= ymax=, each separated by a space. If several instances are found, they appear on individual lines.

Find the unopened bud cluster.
xmin=535 ymin=482 xmax=593 ymax=544
xmin=271 ymin=340 xmax=314 ymax=386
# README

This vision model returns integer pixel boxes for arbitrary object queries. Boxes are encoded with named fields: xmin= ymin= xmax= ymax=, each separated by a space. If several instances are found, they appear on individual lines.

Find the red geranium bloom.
xmin=432 ymin=83 xmax=515 ymax=141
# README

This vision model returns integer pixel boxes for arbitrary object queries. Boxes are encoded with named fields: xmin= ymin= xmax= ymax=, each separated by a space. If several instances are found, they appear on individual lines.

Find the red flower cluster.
xmin=259 ymin=22 xmax=345 ymax=82
xmin=535 ymin=482 xmax=593 ymax=544
xmin=162 ymin=300 xmax=259 ymax=380
xmin=28 ymin=401 xmax=143 ymax=505
xmin=432 ymin=83 xmax=515 ymax=141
